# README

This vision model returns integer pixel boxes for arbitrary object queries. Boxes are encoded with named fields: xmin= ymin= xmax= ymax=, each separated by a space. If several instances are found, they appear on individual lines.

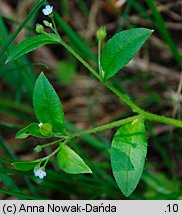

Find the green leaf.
xmin=0 ymin=164 xmax=20 ymax=192
xmin=15 ymin=123 xmax=52 ymax=139
xmin=0 ymin=0 xmax=46 ymax=58
xmin=57 ymin=145 xmax=92 ymax=174
xmin=111 ymin=118 xmax=148 ymax=197
xmin=33 ymin=72 xmax=66 ymax=134
xmin=101 ymin=28 xmax=153 ymax=80
xmin=6 ymin=33 xmax=60 ymax=62
xmin=12 ymin=161 xmax=38 ymax=171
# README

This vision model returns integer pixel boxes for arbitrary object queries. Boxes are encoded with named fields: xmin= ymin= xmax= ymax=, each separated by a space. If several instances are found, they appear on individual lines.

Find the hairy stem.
xmin=50 ymin=14 xmax=59 ymax=36
xmin=42 ymin=147 xmax=60 ymax=167
xmin=60 ymin=41 xmax=101 ymax=80
xmin=58 ymin=40 xmax=182 ymax=129
xmin=98 ymin=40 xmax=102 ymax=76
xmin=71 ymin=115 xmax=141 ymax=138
xmin=34 ymin=137 xmax=66 ymax=152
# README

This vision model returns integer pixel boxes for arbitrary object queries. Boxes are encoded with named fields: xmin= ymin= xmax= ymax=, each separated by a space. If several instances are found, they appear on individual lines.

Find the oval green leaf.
xmin=12 ymin=161 xmax=38 ymax=171
xmin=57 ymin=145 xmax=92 ymax=174
xmin=6 ymin=33 xmax=60 ymax=63
xmin=33 ymin=72 xmax=66 ymax=134
xmin=111 ymin=118 xmax=147 ymax=197
xmin=101 ymin=28 xmax=153 ymax=80
xmin=15 ymin=123 xmax=52 ymax=139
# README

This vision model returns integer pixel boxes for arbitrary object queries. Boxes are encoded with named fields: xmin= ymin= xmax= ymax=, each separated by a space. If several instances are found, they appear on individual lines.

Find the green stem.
xmin=59 ymin=40 xmax=101 ymax=80
xmin=50 ymin=15 xmax=59 ymax=35
xmin=58 ymin=40 xmax=182 ymax=129
xmin=105 ymin=81 xmax=143 ymax=113
xmin=98 ymin=40 xmax=102 ymax=76
xmin=106 ymin=83 xmax=182 ymax=127
xmin=42 ymin=147 xmax=60 ymax=167
xmin=34 ymin=138 xmax=66 ymax=152
xmin=36 ymin=114 xmax=182 ymax=164
xmin=41 ymin=138 xmax=71 ymax=167
xmin=35 ymin=117 xmax=140 ymax=152
xmin=71 ymin=115 xmax=141 ymax=138
xmin=141 ymin=111 xmax=182 ymax=128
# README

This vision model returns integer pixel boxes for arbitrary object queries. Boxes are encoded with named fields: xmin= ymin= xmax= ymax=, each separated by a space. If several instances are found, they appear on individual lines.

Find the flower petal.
xmin=38 ymin=174 xmax=44 ymax=179
xmin=42 ymin=5 xmax=53 ymax=16
xmin=46 ymin=5 xmax=50 ymax=10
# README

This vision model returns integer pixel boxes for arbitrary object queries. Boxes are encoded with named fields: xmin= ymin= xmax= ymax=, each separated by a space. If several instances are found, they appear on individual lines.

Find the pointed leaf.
xmin=33 ymin=72 xmax=66 ymax=134
xmin=12 ymin=161 xmax=38 ymax=171
xmin=15 ymin=123 xmax=52 ymax=139
xmin=111 ymin=118 xmax=147 ymax=197
xmin=101 ymin=28 xmax=153 ymax=80
xmin=57 ymin=145 xmax=92 ymax=174
xmin=6 ymin=33 xmax=60 ymax=62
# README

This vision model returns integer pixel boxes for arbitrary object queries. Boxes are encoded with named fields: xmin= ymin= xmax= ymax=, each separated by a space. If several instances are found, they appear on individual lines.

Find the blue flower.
xmin=34 ymin=168 xmax=46 ymax=179
xmin=42 ymin=5 xmax=53 ymax=16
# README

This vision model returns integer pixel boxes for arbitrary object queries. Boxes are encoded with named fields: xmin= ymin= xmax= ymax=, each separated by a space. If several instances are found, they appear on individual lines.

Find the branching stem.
xmin=33 ymin=32 xmax=182 ymax=157
xmin=58 ymin=40 xmax=182 ymax=129
xmin=71 ymin=115 xmax=141 ymax=138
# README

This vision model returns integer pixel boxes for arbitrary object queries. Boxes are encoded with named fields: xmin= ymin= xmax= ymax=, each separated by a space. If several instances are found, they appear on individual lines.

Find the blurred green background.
xmin=0 ymin=0 xmax=182 ymax=199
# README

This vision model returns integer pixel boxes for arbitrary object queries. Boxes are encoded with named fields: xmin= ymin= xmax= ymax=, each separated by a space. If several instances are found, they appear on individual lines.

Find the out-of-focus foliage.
xmin=0 ymin=0 xmax=182 ymax=200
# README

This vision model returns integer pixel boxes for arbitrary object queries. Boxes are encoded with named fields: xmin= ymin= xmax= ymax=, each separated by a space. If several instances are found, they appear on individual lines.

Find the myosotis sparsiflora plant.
xmin=3 ymin=4 xmax=182 ymax=197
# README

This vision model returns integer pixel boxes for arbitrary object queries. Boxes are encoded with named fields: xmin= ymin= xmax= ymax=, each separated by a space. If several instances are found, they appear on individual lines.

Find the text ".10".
xmin=166 ymin=204 xmax=178 ymax=213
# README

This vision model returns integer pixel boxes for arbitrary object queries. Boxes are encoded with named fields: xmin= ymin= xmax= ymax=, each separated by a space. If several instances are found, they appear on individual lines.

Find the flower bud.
xmin=43 ymin=20 xmax=53 ymax=28
xmin=39 ymin=123 xmax=53 ymax=136
xmin=96 ymin=26 xmax=107 ymax=41
xmin=34 ymin=145 xmax=42 ymax=153
xmin=35 ymin=24 xmax=44 ymax=33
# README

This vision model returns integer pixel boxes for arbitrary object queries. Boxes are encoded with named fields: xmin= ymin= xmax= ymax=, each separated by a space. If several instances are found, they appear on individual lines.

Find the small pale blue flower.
xmin=42 ymin=5 xmax=53 ymax=16
xmin=34 ymin=168 xmax=46 ymax=179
